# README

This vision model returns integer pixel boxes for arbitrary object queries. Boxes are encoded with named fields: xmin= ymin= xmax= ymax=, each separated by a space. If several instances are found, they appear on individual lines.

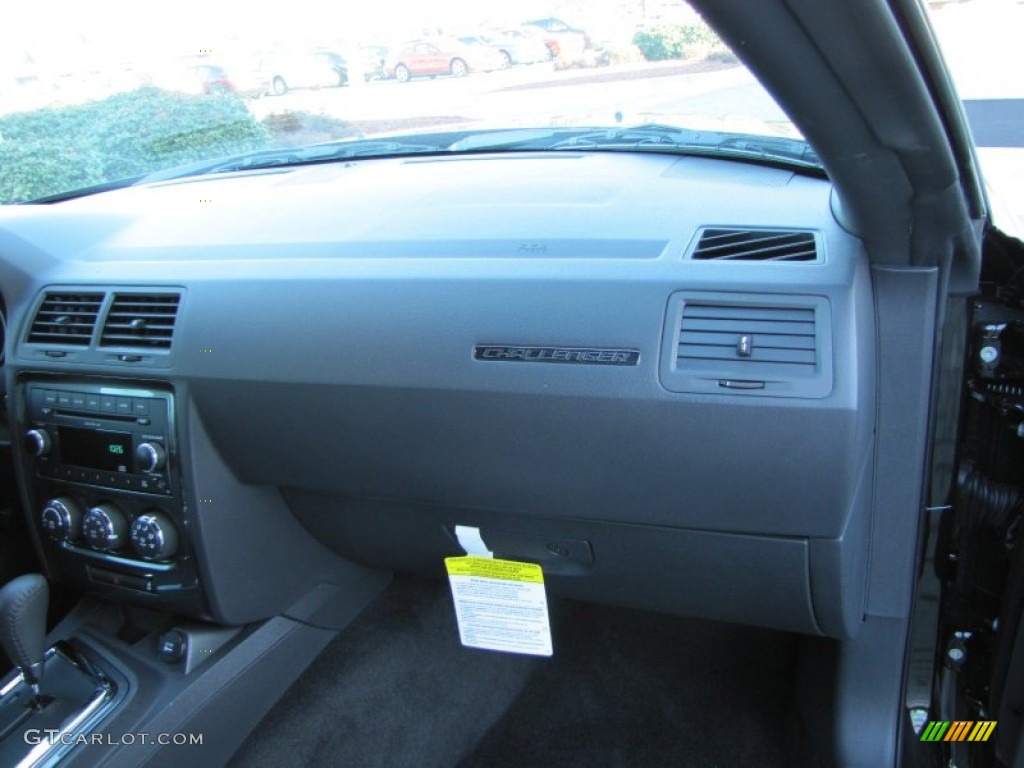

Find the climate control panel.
xmin=18 ymin=377 xmax=203 ymax=614
xmin=42 ymin=495 xmax=179 ymax=560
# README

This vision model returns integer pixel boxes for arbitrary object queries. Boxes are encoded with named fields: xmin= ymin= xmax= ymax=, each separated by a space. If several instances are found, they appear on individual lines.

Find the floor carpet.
xmin=229 ymin=575 xmax=818 ymax=768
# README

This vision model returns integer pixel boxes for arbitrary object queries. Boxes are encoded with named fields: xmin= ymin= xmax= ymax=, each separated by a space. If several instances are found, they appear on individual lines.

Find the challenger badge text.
xmin=474 ymin=346 xmax=640 ymax=366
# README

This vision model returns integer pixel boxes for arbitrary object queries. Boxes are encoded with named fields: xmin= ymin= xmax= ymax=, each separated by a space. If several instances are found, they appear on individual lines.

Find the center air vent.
xmin=27 ymin=292 xmax=104 ymax=346
xmin=691 ymin=229 xmax=818 ymax=262
xmin=99 ymin=293 xmax=181 ymax=350
xmin=661 ymin=292 xmax=832 ymax=399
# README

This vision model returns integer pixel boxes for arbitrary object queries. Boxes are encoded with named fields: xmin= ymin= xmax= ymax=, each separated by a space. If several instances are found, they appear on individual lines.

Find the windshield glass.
xmin=0 ymin=0 xmax=806 ymax=203
xmin=927 ymin=0 xmax=1024 ymax=239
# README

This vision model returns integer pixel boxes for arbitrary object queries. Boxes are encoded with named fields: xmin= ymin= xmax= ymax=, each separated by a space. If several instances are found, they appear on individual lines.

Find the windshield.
xmin=928 ymin=0 xmax=1024 ymax=239
xmin=0 ymin=1 xmax=807 ymax=203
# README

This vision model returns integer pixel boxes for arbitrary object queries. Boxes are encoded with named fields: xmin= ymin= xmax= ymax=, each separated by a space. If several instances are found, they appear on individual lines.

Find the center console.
xmin=17 ymin=377 xmax=204 ymax=615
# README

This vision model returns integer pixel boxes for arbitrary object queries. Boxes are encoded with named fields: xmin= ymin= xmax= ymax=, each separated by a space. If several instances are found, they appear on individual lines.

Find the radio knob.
xmin=135 ymin=442 xmax=166 ymax=473
xmin=24 ymin=429 xmax=52 ymax=457
xmin=40 ymin=497 xmax=83 ymax=541
xmin=82 ymin=503 xmax=129 ymax=552
xmin=130 ymin=512 xmax=179 ymax=560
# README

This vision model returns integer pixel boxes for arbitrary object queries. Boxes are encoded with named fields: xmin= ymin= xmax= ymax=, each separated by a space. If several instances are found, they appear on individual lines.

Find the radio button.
xmin=57 ymin=392 xmax=73 ymax=407
xmin=100 ymin=396 xmax=117 ymax=413
xmin=135 ymin=442 xmax=167 ymax=473
xmin=83 ymin=503 xmax=129 ymax=551
xmin=43 ymin=391 xmax=58 ymax=406
xmin=115 ymin=397 xmax=132 ymax=415
xmin=132 ymin=399 xmax=150 ymax=416
xmin=85 ymin=394 xmax=101 ymax=412
xmin=70 ymin=393 xmax=86 ymax=409
xmin=24 ymin=428 xmax=52 ymax=457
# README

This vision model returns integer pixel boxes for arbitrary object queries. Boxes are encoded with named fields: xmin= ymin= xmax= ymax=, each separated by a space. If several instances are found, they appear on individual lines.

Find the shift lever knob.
xmin=0 ymin=574 xmax=49 ymax=691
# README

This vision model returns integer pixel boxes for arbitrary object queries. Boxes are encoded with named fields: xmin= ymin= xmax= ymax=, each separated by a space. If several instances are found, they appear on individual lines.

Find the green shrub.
xmin=86 ymin=88 xmax=269 ymax=179
xmin=0 ymin=140 xmax=105 ymax=203
xmin=632 ymin=23 xmax=726 ymax=62
xmin=0 ymin=87 xmax=269 ymax=203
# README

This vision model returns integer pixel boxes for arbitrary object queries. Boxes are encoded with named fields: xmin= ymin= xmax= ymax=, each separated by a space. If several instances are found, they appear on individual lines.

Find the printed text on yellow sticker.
xmin=445 ymin=556 xmax=544 ymax=583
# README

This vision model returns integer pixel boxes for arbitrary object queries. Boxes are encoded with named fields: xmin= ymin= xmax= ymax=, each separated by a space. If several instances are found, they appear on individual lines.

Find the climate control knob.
xmin=82 ymin=503 xmax=129 ymax=552
xmin=24 ymin=429 xmax=51 ymax=457
xmin=134 ymin=442 xmax=166 ymax=473
xmin=130 ymin=512 xmax=179 ymax=561
xmin=40 ymin=497 xmax=83 ymax=541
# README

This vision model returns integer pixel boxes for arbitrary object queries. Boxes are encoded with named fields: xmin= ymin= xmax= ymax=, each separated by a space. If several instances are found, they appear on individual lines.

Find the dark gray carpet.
xmin=229 ymin=575 xmax=817 ymax=767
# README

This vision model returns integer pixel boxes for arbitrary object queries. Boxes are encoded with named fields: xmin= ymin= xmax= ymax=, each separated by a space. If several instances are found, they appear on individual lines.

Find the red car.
xmin=386 ymin=40 xmax=505 ymax=83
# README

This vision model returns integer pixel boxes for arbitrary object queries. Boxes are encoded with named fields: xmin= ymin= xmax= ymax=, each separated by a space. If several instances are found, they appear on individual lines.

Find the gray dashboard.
xmin=0 ymin=150 xmax=875 ymax=638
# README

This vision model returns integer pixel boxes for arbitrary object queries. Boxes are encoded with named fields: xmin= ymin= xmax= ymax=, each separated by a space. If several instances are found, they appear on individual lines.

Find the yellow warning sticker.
xmin=444 ymin=556 xmax=552 ymax=656
xmin=445 ymin=556 xmax=545 ymax=583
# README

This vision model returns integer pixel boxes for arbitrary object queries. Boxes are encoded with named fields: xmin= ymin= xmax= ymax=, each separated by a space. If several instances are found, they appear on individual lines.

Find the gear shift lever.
xmin=0 ymin=574 xmax=49 ymax=697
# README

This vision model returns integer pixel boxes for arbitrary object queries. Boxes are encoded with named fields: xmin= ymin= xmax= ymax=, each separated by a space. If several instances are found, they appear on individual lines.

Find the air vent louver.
xmin=678 ymin=303 xmax=816 ymax=373
xmin=691 ymin=229 xmax=818 ymax=262
xmin=100 ymin=293 xmax=180 ymax=350
xmin=27 ymin=292 xmax=104 ymax=346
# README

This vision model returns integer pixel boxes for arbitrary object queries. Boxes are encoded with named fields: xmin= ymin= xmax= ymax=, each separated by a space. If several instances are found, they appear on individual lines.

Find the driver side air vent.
xmin=99 ymin=293 xmax=181 ymax=350
xmin=691 ymin=228 xmax=818 ymax=262
xmin=27 ymin=292 xmax=105 ymax=346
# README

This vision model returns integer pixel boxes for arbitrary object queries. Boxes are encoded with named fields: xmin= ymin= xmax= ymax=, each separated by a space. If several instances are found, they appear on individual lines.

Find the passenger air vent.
xmin=660 ymin=292 xmax=832 ymax=398
xmin=27 ymin=292 xmax=104 ymax=346
xmin=678 ymin=303 xmax=816 ymax=370
xmin=99 ymin=293 xmax=181 ymax=350
xmin=691 ymin=229 xmax=818 ymax=262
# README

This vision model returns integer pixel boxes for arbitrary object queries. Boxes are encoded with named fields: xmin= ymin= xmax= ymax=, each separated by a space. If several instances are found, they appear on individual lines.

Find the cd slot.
xmin=48 ymin=409 xmax=140 ymax=423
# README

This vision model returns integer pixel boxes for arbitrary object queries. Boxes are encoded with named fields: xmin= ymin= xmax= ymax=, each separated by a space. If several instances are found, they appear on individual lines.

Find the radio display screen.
xmin=58 ymin=427 xmax=133 ymax=472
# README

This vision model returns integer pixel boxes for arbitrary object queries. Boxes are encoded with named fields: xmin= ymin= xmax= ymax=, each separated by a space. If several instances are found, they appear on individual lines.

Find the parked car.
xmin=259 ymin=49 xmax=346 ymax=95
xmin=358 ymin=45 xmax=388 ymax=81
xmin=465 ymin=28 xmax=552 ymax=67
xmin=148 ymin=60 xmax=236 ymax=96
xmin=386 ymin=39 xmax=505 ymax=82
xmin=523 ymin=16 xmax=590 ymax=58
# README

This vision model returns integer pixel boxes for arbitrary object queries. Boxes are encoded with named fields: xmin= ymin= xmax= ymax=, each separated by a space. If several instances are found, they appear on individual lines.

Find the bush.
xmin=262 ymin=111 xmax=355 ymax=147
xmin=553 ymin=49 xmax=612 ymax=71
xmin=0 ymin=140 xmax=105 ymax=203
xmin=632 ymin=22 xmax=727 ymax=62
xmin=0 ymin=87 xmax=269 ymax=203
xmin=604 ymin=44 xmax=648 ymax=67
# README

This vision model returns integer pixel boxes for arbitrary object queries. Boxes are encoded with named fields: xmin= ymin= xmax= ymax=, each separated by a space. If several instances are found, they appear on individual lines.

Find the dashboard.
xmin=0 ymin=150 xmax=875 ymax=638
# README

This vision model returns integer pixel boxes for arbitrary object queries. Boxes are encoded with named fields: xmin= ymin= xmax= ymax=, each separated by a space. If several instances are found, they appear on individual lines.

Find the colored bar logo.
xmin=920 ymin=721 xmax=997 ymax=742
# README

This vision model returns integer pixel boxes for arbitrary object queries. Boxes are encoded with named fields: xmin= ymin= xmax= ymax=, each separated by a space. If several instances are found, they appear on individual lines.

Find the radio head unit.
xmin=24 ymin=383 xmax=173 ymax=495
